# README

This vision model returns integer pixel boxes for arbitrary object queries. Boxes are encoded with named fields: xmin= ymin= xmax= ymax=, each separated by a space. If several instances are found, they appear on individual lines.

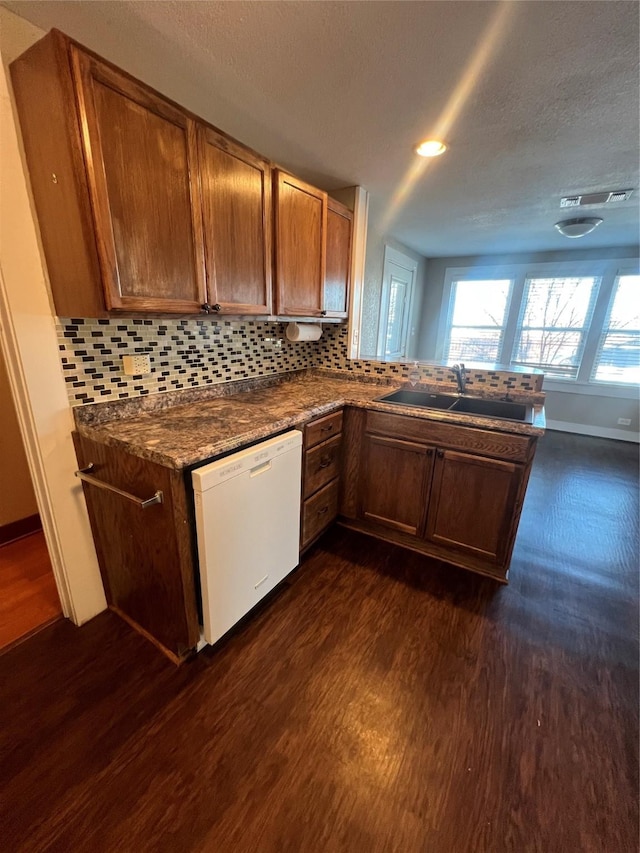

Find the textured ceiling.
xmin=4 ymin=0 xmax=639 ymax=257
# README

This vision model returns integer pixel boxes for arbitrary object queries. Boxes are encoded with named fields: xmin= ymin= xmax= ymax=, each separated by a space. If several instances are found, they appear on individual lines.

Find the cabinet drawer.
xmin=366 ymin=411 xmax=531 ymax=462
xmin=303 ymin=434 xmax=342 ymax=498
xmin=304 ymin=410 xmax=343 ymax=449
xmin=302 ymin=479 xmax=339 ymax=548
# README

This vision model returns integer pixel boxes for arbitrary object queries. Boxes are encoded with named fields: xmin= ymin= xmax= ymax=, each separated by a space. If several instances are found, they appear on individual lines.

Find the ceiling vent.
xmin=560 ymin=189 xmax=633 ymax=208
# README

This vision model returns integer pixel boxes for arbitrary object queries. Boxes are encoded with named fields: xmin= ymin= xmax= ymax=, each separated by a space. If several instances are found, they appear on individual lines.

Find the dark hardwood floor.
xmin=0 ymin=530 xmax=62 ymax=651
xmin=0 ymin=431 xmax=637 ymax=852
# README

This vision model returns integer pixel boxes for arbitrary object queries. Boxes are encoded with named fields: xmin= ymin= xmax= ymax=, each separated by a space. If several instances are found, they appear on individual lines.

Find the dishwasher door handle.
xmin=249 ymin=461 xmax=272 ymax=477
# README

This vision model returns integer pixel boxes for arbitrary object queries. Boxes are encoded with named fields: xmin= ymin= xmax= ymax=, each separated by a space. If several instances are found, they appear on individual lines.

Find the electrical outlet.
xmin=617 ymin=418 xmax=632 ymax=426
xmin=122 ymin=354 xmax=151 ymax=376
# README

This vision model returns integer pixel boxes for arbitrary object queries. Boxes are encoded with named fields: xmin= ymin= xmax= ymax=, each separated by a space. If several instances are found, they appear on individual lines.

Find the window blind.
xmin=512 ymin=276 xmax=600 ymax=379
xmin=444 ymin=279 xmax=512 ymax=364
xmin=592 ymin=275 xmax=640 ymax=385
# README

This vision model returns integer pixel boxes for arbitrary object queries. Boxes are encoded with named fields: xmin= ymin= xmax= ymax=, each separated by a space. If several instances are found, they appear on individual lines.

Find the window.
xmin=592 ymin=274 xmax=640 ymax=385
xmin=439 ymin=259 xmax=639 ymax=390
xmin=444 ymin=279 xmax=512 ymax=363
xmin=512 ymin=276 xmax=599 ymax=379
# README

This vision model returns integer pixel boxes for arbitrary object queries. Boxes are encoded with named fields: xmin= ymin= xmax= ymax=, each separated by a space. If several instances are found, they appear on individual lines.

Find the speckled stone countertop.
xmin=74 ymin=370 xmax=545 ymax=470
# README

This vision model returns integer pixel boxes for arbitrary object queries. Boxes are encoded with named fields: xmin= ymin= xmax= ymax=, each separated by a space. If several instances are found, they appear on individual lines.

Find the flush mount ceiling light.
xmin=554 ymin=217 xmax=603 ymax=238
xmin=415 ymin=139 xmax=447 ymax=157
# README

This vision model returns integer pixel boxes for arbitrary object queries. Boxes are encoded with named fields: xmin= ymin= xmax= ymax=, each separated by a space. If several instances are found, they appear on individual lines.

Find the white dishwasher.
xmin=192 ymin=430 xmax=302 ymax=645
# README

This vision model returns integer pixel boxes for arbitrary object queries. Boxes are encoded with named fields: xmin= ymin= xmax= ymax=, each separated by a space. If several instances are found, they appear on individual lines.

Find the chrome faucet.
xmin=451 ymin=363 xmax=467 ymax=395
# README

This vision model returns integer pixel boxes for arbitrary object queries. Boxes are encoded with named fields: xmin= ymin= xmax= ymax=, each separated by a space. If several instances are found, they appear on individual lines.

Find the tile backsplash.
xmin=57 ymin=317 xmax=323 ymax=404
xmin=57 ymin=317 xmax=543 ymax=406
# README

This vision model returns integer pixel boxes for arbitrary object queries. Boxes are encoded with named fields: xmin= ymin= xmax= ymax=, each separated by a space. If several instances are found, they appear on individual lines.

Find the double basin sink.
xmin=376 ymin=388 xmax=534 ymax=423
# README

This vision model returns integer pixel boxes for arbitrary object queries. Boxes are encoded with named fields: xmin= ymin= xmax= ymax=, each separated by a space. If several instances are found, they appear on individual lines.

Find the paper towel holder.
xmin=285 ymin=322 xmax=323 ymax=342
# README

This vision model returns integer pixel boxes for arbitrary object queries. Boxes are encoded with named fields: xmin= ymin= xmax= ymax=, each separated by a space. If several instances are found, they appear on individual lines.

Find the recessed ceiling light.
xmin=554 ymin=217 xmax=603 ymax=238
xmin=415 ymin=140 xmax=447 ymax=157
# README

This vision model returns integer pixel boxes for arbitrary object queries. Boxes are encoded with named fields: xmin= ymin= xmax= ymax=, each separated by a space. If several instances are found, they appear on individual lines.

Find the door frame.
xmin=0 ymin=266 xmax=72 ymax=617
xmin=0 ymin=57 xmax=106 ymax=626
xmin=376 ymin=245 xmax=418 ymax=359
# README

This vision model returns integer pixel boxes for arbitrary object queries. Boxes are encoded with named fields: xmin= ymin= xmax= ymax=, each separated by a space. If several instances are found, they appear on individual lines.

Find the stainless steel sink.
xmin=376 ymin=388 xmax=534 ymax=423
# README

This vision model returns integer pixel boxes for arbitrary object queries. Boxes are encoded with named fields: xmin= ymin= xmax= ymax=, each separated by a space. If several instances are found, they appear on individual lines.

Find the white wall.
xmin=359 ymin=204 xmax=428 ymax=359
xmin=0 ymin=8 xmax=106 ymax=623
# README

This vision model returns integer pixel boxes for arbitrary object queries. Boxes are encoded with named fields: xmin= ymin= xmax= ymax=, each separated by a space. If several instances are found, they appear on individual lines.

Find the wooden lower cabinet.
xmin=300 ymin=410 xmax=343 ymax=550
xmin=344 ymin=409 xmax=537 ymax=581
xmin=302 ymin=480 xmax=340 ymax=548
xmin=73 ymin=434 xmax=199 ymax=660
xmin=72 ymin=404 xmax=535 ymax=660
xmin=425 ymin=449 xmax=523 ymax=564
xmin=361 ymin=435 xmax=434 ymax=536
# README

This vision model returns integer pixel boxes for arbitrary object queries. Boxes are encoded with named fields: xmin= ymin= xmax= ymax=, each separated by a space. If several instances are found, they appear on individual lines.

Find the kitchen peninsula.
xmin=73 ymin=368 xmax=545 ymax=661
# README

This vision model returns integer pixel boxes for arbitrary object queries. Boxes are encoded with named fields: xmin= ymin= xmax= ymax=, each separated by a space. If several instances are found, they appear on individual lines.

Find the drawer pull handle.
xmin=75 ymin=464 xmax=163 ymax=509
xmin=319 ymin=457 xmax=333 ymax=469
xmin=320 ymin=424 xmax=334 ymax=432
xmin=317 ymin=506 xmax=329 ymax=515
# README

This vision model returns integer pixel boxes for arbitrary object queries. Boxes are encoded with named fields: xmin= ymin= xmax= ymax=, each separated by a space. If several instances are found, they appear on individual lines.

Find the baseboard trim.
xmin=0 ymin=513 xmax=42 ymax=545
xmin=545 ymin=420 xmax=640 ymax=443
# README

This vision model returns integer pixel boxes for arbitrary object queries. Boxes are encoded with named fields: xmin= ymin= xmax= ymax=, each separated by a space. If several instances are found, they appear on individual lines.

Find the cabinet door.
xmin=73 ymin=434 xmax=200 ymax=659
xmin=425 ymin=450 xmax=523 ymax=564
xmin=71 ymin=48 xmax=207 ymax=313
xmin=198 ymin=127 xmax=272 ymax=314
xmin=274 ymin=170 xmax=327 ymax=316
xmin=324 ymin=198 xmax=352 ymax=318
xmin=359 ymin=434 xmax=434 ymax=536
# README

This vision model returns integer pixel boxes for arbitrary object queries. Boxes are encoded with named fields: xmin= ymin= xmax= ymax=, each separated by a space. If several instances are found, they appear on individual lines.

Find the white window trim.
xmin=438 ymin=258 xmax=640 ymax=396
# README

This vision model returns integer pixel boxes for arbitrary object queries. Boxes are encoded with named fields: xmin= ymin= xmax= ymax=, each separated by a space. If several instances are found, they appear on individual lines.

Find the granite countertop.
xmin=74 ymin=371 xmax=546 ymax=470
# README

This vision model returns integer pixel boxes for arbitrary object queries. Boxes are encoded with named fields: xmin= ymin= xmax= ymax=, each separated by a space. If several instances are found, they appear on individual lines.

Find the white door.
xmin=377 ymin=247 xmax=417 ymax=359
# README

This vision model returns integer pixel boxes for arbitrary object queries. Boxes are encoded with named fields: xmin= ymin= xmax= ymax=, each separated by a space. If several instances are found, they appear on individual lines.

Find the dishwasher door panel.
xmin=192 ymin=432 xmax=302 ymax=645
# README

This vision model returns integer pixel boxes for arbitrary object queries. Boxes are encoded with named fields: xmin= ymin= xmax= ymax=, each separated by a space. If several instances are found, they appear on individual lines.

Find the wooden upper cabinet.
xmin=11 ymin=30 xmax=355 ymax=320
xmin=198 ymin=127 xmax=272 ymax=314
xmin=11 ymin=30 xmax=207 ymax=316
xmin=324 ymin=197 xmax=352 ymax=318
xmin=71 ymin=47 xmax=207 ymax=313
xmin=274 ymin=170 xmax=327 ymax=316
xmin=11 ymin=30 xmax=105 ymax=317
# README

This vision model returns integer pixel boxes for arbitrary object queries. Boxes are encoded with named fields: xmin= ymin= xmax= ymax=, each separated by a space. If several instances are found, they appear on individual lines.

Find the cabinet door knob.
xmin=202 ymin=303 xmax=211 ymax=313
xmin=426 ymin=448 xmax=434 ymax=457
xmin=320 ymin=310 xmax=327 ymax=316
xmin=212 ymin=303 xmax=221 ymax=312
xmin=437 ymin=449 xmax=445 ymax=458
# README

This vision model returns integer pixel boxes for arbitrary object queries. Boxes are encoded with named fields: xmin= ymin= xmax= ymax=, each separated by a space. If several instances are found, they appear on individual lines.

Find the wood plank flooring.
xmin=0 ymin=431 xmax=637 ymax=852
xmin=0 ymin=530 xmax=62 ymax=651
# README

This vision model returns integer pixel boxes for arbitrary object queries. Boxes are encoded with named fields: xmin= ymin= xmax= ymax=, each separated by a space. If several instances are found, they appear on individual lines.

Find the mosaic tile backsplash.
xmin=57 ymin=317 xmax=543 ymax=406
xmin=318 ymin=325 xmax=543 ymax=393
